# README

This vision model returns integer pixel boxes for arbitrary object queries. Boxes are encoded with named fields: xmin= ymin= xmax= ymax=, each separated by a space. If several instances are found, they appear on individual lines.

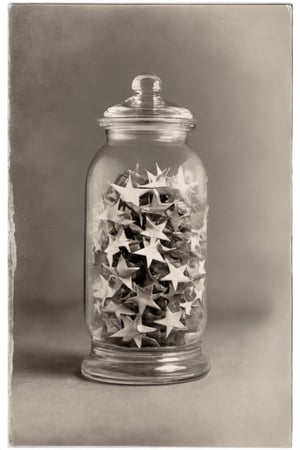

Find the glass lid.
xmin=98 ymin=74 xmax=196 ymax=129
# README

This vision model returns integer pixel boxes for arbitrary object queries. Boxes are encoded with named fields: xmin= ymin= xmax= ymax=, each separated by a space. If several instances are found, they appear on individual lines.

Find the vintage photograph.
xmin=9 ymin=3 xmax=292 ymax=446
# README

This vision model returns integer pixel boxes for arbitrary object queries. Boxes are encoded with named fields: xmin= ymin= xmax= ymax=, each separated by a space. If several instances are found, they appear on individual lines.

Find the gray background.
xmin=10 ymin=4 xmax=291 ymax=446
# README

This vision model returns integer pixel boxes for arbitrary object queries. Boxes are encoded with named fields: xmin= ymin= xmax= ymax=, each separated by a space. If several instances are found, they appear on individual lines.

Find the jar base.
xmin=81 ymin=342 xmax=210 ymax=385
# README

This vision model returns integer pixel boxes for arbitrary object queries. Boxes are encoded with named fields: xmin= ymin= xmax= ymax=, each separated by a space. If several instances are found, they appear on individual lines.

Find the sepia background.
xmin=9 ymin=4 xmax=291 ymax=446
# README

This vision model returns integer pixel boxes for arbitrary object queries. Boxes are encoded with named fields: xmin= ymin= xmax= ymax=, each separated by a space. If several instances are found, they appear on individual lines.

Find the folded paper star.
xmin=142 ymin=163 xmax=170 ymax=188
xmin=141 ymin=217 xmax=169 ymax=241
xmin=104 ymin=255 xmax=139 ymax=290
xmin=180 ymin=298 xmax=198 ymax=316
xmin=154 ymin=307 xmax=187 ymax=337
xmin=110 ymin=315 xmax=156 ymax=348
xmin=111 ymin=174 xmax=149 ymax=208
xmin=134 ymin=238 xmax=166 ymax=267
xmin=141 ymin=190 xmax=173 ymax=215
xmin=193 ymin=278 xmax=205 ymax=301
xmin=159 ymin=283 xmax=181 ymax=301
xmin=104 ymin=300 xmax=136 ymax=320
xmin=126 ymin=285 xmax=161 ymax=315
xmin=99 ymin=200 xmax=134 ymax=226
xmin=171 ymin=166 xmax=198 ymax=198
xmin=161 ymin=260 xmax=190 ymax=291
xmin=198 ymin=259 xmax=206 ymax=276
xmin=93 ymin=326 xmax=105 ymax=339
xmin=93 ymin=274 xmax=111 ymax=300
xmin=93 ymin=300 xmax=102 ymax=315
xmin=186 ymin=259 xmax=206 ymax=280
xmin=103 ymin=317 xmax=121 ymax=334
xmin=189 ymin=233 xmax=201 ymax=254
xmin=104 ymin=229 xmax=134 ymax=266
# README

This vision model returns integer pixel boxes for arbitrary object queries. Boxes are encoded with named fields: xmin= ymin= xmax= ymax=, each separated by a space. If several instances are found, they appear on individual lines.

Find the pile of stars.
xmin=91 ymin=164 xmax=208 ymax=348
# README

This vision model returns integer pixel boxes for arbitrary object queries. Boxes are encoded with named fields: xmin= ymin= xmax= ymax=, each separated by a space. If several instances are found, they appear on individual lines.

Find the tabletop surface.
xmin=10 ymin=302 xmax=291 ymax=447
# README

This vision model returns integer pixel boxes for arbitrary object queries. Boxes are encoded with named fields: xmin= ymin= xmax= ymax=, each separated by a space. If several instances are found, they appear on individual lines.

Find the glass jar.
xmin=81 ymin=74 xmax=210 ymax=384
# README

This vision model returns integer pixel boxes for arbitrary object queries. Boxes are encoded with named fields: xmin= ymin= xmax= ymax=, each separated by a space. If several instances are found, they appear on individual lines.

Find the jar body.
xmin=81 ymin=132 xmax=209 ymax=384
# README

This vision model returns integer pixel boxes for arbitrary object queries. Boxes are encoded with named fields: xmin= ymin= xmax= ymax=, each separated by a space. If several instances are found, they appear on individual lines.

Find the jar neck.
xmin=106 ymin=128 xmax=189 ymax=144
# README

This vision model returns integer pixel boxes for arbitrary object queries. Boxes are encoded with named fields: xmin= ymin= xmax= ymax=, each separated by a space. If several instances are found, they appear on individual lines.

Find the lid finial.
xmin=131 ymin=74 xmax=162 ymax=95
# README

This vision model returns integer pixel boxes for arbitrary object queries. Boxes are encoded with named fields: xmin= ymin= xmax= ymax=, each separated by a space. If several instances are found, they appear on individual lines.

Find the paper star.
xmin=104 ymin=300 xmax=136 ymax=320
xmin=93 ymin=274 xmax=111 ymax=300
xmin=142 ymin=164 xmax=170 ymax=188
xmin=104 ymin=235 xmax=121 ymax=266
xmin=104 ymin=317 xmax=121 ymax=334
xmin=92 ymin=229 xmax=106 ymax=253
xmin=126 ymin=285 xmax=160 ymax=315
xmin=134 ymin=238 xmax=166 ymax=267
xmin=104 ymin=229 xmax=134 ymax=265
xmin=191 ymin=206 xmax=209 ymax=235
xmin=180 ymin=298 xmax=198 ymax=316
xmin=106 ymin=274 xmax=123 ymax=297
xmin=110 ymin=315 xmax=156 ymax=348
xmin=186 ymin=259 xmax=206 ymax=280
xmin=171 ymin=166 xmax=198 ymax=197
xmin=198 ymin=259 xmax=206 ymax=276
xmin=189 ymin=233 xmax=201 ymax=254
xmin=141 ymin=190 xmax=174 ymax=215
xmin=93 ymin=300 xmax=102 ymax=315
xmin=111 ymin=174 xmax=149 ymax=208
xmin=143 ymin=271 xmax=168 ymax=293
xmin=193 ymin=278 xmax=205 ymax=301
xmin=158 ymin=242 xmax=177 ymax=254
xmin=141 ymin=217 xmax=169 ymax=241
xmin=166 ymin=207 xmax=189 ymax=231
xmin=93 ymin=326 xmax=105 ymax=339
xmin=161 ymin=261 xmax=190 ymax=291
xmin=104 ymin=255 xmax=139 ymax=290
xmin=98 ymin=200 xmax=134 ymax=225
xmin=129 ymin=163 xmax=149 ymax=186
xmin=159 ymin=283 xmax=180 ymax=301
xmin=154 ymin=307 xmax=187 ymax=337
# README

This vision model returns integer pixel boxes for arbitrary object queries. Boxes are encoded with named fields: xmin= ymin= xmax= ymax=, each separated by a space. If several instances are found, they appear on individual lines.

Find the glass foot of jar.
xmin=81 ymin=342 xmax=210 ymax=385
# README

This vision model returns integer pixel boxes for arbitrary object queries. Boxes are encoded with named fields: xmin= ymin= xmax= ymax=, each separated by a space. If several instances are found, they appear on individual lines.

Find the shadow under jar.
xmin=81 ymin=74 xmax=210 ymax=384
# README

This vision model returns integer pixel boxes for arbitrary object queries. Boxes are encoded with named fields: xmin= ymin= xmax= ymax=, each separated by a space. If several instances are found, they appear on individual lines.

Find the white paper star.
xmin=171 ymin=166 xmax=198 ymax=198
xmin=111 ymin=174 xmax=149 ymax=208
xmin=142 ymin=164 xmax=170 ymax=188
xmin=141 ymin=217 xmax=169 ymax=242
xmin=110 ymin=315 xmax=156 ymax=348
xmin=134 ymin=238 xmax=166 ymax=267
xmin=104 ymin=317 xmax=120 ymax=334
xmin=159 ymin=283 xmax=180 ymax=301
xmin=180 ymin=298 xmax=198 ymax=316
xmin=104 ymin=229 xmax=134 ymax=266
xmin=186 ymin=259 xmax=206 ymax=280
xmin=126 ymin=285 xmax=161 ymax=315
xmin=104 ymin=235 xmax=121 ymax=266
xmin=141 ymin=190 xmax=173 ymax=215
xmin=154 ymin=307 xmax=187 ymax=337
xmin=93 ymin=326 xmax=105 ymax=339
xmin=93 ymin=300 xmax=102 ymax=315
xmin=103 ymin=300 xmax=136 ymax=320
xmin=193 ymin=278 xmax=205 ymax=301
xmin=104 ymin=255 xmax=139 ymax=290
xmin=161 ymin=261 xmax=190 ymax=291
xmin=93 ymin=274 xmax=111 ymax=300
xmin=198 ymin=259 xmax=206 ymax=276
xmin=98 ymin=200 xmax=134 ymax=225
xmin=106 ymin=274 xmax=123 ymax=297
xmin=188 ymin=233 xmax=201 ymax=254
xmin=166 ymin=207 xmax=189 ymax=231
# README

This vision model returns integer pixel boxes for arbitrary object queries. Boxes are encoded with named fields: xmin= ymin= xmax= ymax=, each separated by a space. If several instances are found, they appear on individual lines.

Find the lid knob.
xmin=131 ymin=74 xmax=162 ymax=95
